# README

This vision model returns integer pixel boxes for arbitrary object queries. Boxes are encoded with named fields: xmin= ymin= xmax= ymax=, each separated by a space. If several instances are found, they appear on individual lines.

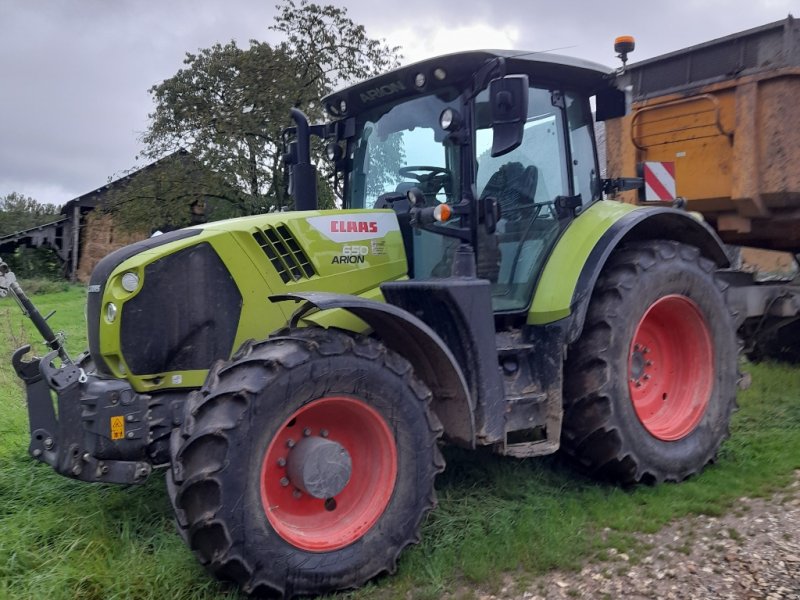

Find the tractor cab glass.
xmin=475 ymin=85 xmax=599 ymax=312
xmin=345 ymin=90 xmax=464 ymax=281
xmin=475 ymin=86 xmax=566 ymax=312
xmin=346 ymin=91 xmax=461 ymax=209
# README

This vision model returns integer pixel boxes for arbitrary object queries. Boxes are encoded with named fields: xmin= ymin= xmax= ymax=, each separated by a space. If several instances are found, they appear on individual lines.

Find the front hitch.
xmin=4 ymin=262 xmax=153 ymax=484
xmin=13 ymin=344 xmax=153 ymax=484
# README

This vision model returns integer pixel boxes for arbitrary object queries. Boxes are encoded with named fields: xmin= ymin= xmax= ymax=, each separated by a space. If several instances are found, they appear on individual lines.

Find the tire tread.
xmin=168 ymin=328 xmax=443 ymax=597
xmin=562 ymin=240 xmax=738 ymax=484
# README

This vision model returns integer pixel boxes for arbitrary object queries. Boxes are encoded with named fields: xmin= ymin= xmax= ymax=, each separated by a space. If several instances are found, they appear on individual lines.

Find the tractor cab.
xmin=289 ymin=50 xmax=621 ymax=313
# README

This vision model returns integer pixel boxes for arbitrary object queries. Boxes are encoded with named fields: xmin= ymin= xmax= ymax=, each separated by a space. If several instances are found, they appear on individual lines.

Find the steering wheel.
xmin=398 ymin=166 xmax=450 ymax=180
xmin=398 ymin=166 xmax=452 ymax=201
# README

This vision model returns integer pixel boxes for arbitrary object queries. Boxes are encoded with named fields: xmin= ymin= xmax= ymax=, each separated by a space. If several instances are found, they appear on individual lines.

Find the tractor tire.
xmin=166 ymin=328 xmax=444 ymax=597
xmin=562 ymin=240 xmax=737 ymax=484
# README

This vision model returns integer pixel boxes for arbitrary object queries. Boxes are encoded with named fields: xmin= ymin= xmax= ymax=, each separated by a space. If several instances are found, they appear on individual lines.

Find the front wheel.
xmin=167 ymin=329 xmax=444 ymax=597
xmin=562 ymin=240 xmax=738 ymax=484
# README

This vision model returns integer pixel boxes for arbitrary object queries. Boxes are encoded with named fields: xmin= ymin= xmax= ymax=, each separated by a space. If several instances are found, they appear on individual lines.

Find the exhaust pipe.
xmin=287 ymin=108 xmax=318 ymax=211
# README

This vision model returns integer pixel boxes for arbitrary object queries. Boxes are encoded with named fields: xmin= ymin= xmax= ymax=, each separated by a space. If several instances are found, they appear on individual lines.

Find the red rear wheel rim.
xmin=628 ymin=295 xmax=714 ymax=441
xmin=260 ymin=396 xmax=397 ymax=552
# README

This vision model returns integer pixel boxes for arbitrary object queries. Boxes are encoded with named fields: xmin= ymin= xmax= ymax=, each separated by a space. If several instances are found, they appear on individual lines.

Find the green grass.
xmin=14 ymin=277 xmax=75 ymax=295
xmin=1 ymin=288 xmax=799 ymax=599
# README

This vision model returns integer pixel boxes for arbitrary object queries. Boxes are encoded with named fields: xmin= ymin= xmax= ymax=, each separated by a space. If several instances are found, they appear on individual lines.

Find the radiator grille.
xmin=253 ymin=225 xmax=315 ymax=282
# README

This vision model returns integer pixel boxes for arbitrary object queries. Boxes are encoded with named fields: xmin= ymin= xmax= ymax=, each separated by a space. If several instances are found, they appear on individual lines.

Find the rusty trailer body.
xmin=606 ymin=16 xmax=800 ymax=252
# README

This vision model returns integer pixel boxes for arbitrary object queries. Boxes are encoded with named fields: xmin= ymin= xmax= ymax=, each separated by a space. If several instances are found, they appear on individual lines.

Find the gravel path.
xmin=479 ymin=471 xmax=800 ymax=600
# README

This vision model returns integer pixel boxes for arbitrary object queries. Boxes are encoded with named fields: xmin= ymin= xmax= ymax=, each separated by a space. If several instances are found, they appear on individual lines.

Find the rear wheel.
xmin=562 ymin=240 xmax=737 ymax=484
xmin=167 ymin=328 xmax=444 ymax=597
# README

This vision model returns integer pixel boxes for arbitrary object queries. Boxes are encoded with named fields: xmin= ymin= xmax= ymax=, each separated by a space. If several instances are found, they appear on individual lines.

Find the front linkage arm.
xmin=0 ymin=260 xmax=71 ymax=364
xmin=1 ymin=260 xmax=152 ymax=484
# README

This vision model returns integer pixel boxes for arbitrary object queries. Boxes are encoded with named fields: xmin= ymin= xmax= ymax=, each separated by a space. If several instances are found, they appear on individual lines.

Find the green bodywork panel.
xmin=527 ymin=201 xmax=642 ymax=325
xmin=299 ymin=284 xmax=391 ymax=331
xmin=95 ymin=209 xmax=406 ymax=393
xmin=94 ymin=199 xmax=644 ymax=392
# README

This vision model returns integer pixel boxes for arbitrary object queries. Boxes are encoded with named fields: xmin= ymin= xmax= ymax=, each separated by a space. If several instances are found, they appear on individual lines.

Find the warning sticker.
xmin=643 ymin=161 xmax=676 ymax=202
xmin=370 ymin=239 xmax=386 ymax=256
xmin=110 ymin=416 xmax=125 ymax=441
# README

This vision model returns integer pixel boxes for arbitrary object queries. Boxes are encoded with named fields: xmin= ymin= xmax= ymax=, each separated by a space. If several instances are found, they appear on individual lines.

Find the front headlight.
xmin=121 ymin=272 xmax=140 ymax=293
xmin=106 ymin=302 xmax=117 ymax=323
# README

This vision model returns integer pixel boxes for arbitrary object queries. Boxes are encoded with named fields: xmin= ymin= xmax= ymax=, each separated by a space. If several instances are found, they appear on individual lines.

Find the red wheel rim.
xmin=628 ymin=295 xmax=714 ymax=441
xmin=260 ymin=396 xmax=397 ymax=552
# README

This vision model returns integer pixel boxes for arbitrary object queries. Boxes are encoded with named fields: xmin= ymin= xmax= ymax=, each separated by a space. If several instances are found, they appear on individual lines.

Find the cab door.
xmin=475 ymin=86 xmax=599 ymax=313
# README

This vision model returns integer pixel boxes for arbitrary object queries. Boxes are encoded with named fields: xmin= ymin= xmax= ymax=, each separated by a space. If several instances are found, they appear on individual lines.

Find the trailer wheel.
xmin=167 ymin=328 xmax=444 ymax=597
xmin=562 ymin=240 xmax=737 ymax=484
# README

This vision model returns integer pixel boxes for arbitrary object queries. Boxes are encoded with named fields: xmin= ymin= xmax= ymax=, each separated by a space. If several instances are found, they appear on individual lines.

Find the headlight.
xmin=439 ymin=108 xmax=461 ymax=131
xmin=326 ymin=142 xmax=343 ymax=162
xmin=121 ymin=272 xmax=140 ymax=292
xmin=106 ymin=302 xmax=117 ymax=323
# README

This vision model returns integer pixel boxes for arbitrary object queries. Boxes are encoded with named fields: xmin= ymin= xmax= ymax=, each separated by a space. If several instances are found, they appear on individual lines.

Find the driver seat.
xmin=481 ymin=162 xmax=544 ymax=302
xmin=479 ymin=161 xmax=538 ymax=220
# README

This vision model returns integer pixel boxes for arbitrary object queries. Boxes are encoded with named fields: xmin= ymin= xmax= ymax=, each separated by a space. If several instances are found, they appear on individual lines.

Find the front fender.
xmin=529 ymin=201 xmax=730 ymax=343
xmin=271 ymin=291 xmax=475 ymax=448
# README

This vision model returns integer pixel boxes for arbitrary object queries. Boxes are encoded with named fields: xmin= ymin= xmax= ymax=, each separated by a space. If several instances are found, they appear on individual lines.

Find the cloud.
xmin=0 ymin=0 xmax=277 ymax=205
xmin=380 ymin=23 xmax=520 ymax=65
xmin=0 ymin=0 xmax=795 ymax=205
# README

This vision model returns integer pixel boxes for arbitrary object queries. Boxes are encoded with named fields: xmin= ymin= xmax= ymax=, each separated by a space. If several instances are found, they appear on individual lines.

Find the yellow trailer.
xmin=606 ymin=16 xmax=800 ymax=252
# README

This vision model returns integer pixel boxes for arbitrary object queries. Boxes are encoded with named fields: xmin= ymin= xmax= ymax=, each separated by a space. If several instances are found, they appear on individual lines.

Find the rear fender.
xmin=271 ymin=292 xmax=476 ymax=447
xmin=529 ymin=202 xmax=730 ymax=343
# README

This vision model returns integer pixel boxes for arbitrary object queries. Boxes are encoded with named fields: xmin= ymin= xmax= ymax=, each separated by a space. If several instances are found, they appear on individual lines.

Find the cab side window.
xmin=474 ymin=86 xmax=568 ymax=312
xmin=565 ymin=91 xmax=600 ymax=204
xmin=476 ymin=87 xmax=568 ymax=203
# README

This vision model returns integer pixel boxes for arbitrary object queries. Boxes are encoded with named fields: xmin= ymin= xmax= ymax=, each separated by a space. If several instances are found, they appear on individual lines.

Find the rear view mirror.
xmin=490 ymin=74 xmax=529 ymax=157
xmin=595 ymin=87 xmax=627 ymax=121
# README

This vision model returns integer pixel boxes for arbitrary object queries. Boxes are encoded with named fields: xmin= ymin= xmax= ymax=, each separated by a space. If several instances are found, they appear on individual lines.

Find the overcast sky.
xmin=0 ymin=0 xmax=795 ymax=206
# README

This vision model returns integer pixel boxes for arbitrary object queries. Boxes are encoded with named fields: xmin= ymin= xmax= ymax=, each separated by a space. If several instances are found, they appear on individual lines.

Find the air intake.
xmin=253 ymin=225 xmax=315 ymax=283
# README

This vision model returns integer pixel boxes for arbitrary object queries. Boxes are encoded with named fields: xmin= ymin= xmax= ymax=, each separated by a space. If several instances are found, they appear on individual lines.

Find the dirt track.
xmin=476 ymin=472 xmax=800 ymax=600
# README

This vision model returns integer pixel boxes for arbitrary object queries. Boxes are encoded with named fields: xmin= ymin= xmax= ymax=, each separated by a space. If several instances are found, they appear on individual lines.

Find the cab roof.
xmin=323 ymin=49 xmax=613 ymax=119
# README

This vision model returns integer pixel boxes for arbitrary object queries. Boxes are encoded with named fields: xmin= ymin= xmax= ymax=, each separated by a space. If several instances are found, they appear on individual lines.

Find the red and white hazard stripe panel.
xmin=643 ymin=161 xmax=676 ymax=202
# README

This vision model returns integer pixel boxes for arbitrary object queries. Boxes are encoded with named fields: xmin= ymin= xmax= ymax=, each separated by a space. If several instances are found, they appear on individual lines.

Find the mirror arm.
xmin=469 ymin=57 xmax=507 ymax=100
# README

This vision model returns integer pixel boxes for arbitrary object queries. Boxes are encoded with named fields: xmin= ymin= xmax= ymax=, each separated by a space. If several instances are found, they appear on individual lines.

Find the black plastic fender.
xmin=566 ymin=207 xmax=730 ymax=344
xmin=271 ymin=291 xmax=476 ymax=447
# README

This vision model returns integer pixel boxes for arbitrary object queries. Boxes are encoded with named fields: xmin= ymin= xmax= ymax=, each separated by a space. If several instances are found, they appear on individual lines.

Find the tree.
xmin=99 ymin=150 xmax=248 ymax=234
xmin=4 ymin=246 xmax=62 ymax=280
xmin=141 ymin=0 xmax=401 ymax=218
xmin=0 ymin=192 xmax=61 ymax=237
xmin=362 ymin=129 xmax=406 ymax=202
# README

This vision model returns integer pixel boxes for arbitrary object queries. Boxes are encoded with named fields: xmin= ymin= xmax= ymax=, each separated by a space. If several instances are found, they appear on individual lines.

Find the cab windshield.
xmin=346 ymin=91 xmax=461 ymax=209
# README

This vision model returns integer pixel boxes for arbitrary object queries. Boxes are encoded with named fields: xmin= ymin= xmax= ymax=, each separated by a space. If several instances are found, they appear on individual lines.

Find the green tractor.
xmin=3 ymin=50 xmax=738 ymax=596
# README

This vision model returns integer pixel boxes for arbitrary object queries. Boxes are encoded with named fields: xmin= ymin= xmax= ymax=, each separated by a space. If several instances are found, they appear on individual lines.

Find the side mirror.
xmin=595 ymin=87 xmax=627 ymax=121
xmin=489 ymin=74 xmax=529 ymax=157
